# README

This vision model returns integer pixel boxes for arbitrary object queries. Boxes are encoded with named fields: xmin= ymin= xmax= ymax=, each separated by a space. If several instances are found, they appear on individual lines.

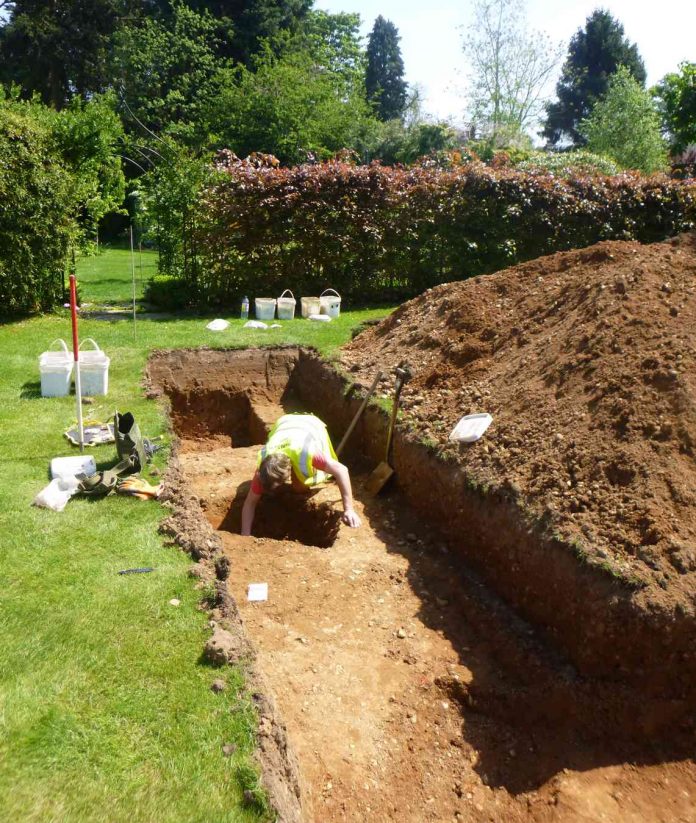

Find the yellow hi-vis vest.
xmin=258 ymin=414 xmax=337 ymax=487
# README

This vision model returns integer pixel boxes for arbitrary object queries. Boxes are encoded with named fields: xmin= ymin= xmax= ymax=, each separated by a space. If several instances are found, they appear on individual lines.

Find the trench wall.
xmin=293 ymin=350 xmax=696 ymax=706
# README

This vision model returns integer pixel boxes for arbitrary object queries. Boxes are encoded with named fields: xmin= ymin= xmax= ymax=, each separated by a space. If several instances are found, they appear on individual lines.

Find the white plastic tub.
xmin=39 ymin=339 xmax=73 ymax=397
xmin=255 ymin=298 xmax=276 ymax=321
xmin=320 ymin=288 xmax=341 ymax=318
xmin=301 ymin=296 xmax=320 ymax=318
xmin=78 ymin=338 xmax=110 ymax=396
xmin=449 ymin=413 xmax=493 ymax=443
xmin=277 ymin=290 xmax=296 ymax=320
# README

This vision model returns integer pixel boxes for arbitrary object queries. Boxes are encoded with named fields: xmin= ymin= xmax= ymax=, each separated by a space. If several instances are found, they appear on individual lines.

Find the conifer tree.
xmin=365 ymin=15 xmax=407 ymax=122
xmin=543 ymin=8 xmax=646 ymax=146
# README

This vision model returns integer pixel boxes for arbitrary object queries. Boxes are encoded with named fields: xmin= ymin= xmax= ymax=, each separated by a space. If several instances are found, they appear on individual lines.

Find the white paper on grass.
xmin=449 ymin=413 xmax=493 ymax=443
xmin=206 ymin=318 xmax=229 ymax=331
xmin=308 ymin=314 xmax=331 ymax=322
xmin=243 ymin=320 xmax=269 ymax=329
xmin=247 ymin=583 xmax=268 ymax=602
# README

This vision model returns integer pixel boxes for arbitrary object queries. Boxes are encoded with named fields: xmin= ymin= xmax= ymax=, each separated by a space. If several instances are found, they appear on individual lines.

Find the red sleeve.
xmin=250 ymin=471 xmax=264 ymax=495
xmin=312 ymin=454 xmax=328 ymax=471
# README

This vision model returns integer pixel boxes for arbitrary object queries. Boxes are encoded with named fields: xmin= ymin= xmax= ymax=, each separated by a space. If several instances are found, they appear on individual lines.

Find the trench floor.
xmin=179 ymin=413 xmax=696 ymax=823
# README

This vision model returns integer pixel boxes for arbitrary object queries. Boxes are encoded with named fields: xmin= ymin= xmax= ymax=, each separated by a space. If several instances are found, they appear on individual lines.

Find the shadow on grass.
xmin=20 ymin=380 xmax=43 ymax=399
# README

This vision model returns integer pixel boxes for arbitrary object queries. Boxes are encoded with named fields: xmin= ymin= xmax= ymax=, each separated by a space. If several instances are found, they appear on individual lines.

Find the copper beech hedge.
xmin=179 ymin=151 xmax=696 ymax=305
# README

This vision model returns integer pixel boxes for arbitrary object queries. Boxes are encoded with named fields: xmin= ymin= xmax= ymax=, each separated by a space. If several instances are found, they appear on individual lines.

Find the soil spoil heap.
xmin=342 ymin=233 xmax=696 ymax=612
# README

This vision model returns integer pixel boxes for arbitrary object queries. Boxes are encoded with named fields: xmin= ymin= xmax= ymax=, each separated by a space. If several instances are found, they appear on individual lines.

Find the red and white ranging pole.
xmin=69 ymin=274 xmax=84 ymax=452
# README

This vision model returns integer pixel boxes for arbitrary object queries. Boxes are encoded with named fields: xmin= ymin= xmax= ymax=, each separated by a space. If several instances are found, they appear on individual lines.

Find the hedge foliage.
xmin=0 ymin=94 xmax=125 ymax=317
xmin=0 ymin=107 xmax=73 ymax=315
xmin=167 ymin=152 xmax=696 ymax=307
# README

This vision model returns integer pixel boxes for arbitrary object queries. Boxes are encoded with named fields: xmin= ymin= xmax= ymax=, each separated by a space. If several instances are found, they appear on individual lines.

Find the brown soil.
xmin=342 ymin=233 xmax=696 ymax=604
xmin=148 ymin=343 xmax=696 ymax=823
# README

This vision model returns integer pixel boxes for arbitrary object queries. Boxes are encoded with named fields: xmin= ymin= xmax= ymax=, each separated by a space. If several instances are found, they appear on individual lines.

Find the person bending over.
xmin=241 ymin=413 xmax=361 ymax=536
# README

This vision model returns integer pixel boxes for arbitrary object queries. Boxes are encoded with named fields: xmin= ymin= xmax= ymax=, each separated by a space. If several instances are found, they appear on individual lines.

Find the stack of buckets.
xmin=38 ymin=338 xmax=110 ymax=397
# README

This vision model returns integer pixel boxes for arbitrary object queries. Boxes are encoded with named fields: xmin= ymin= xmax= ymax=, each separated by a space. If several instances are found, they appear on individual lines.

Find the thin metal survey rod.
xmin=130 ymin=225 xmax=137 ymax=340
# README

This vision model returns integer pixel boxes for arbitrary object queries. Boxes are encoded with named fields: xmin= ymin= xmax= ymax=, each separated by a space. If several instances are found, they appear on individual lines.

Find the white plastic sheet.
xmin=33 ymin=476 xmax=80 ymax=512
xmin=206 ymin=319 xmax=230 ymax=331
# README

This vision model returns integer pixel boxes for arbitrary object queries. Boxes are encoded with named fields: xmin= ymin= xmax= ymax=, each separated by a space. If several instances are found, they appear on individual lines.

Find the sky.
xmin=316 ymin=0 xmax=696 ymax=125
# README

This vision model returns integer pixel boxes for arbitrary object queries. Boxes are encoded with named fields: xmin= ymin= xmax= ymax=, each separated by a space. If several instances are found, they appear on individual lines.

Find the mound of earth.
xmin=342 ymin=233 xmax=696 ymax=609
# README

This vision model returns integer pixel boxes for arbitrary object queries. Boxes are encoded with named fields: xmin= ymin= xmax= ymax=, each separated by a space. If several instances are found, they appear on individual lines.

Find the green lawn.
xmin=76 ymin=244 xmax=157 ymax=305
xmin=0 ymin=250 xmax=393 ymax=823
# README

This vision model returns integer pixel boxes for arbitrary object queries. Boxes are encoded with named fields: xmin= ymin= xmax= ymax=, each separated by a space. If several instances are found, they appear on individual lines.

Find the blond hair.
xmin=259 ymin=453 xmax=291 ymax=489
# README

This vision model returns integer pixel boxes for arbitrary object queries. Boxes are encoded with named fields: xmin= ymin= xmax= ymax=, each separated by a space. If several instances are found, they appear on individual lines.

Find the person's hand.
xmin=342 ymin=508 xmax=361 ymax=528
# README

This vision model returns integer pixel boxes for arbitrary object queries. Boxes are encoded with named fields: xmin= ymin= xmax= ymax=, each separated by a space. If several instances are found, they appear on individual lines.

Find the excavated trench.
xmin=149 ymin=347 xmax=696 ymax=823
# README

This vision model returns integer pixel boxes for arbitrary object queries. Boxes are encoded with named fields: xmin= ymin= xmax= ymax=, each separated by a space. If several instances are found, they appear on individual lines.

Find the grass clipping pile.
xmin=342 ymin=233 xmax=696 ymax=610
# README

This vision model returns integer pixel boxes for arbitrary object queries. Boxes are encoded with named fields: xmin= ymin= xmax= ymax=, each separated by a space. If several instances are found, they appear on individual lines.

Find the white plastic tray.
xmin=449 ymin=413 xmax=493 ymax=443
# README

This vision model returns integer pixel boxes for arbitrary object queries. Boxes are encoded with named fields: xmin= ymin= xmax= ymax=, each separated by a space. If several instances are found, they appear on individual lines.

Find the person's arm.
xmin=241 ymin=474 xmax=263 ymax=535
xmin=320 ymin=455 xmax=361 ymax=527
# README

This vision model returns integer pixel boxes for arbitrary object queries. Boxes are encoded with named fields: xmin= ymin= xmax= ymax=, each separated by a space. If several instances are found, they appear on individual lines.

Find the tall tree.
xmin=186 ymin=0 xmax=312 ymax=65
xmin=0 ymin=0 xmax=312 ymax=108
xmin=581 ymin=65 xmax=667 ymax=173
xmin=204 ymin=14 xmax=378 ymax=164
xmin=652 ymin=62 xmax=696 ymax=155
xmin=542 ymin=8 xmax=646 ymax=147
xmin=461 ymin=0 xmax=561 ymax=147
xmin=296 ymin=10 xmax=364 ymax=89
xmin=111 ymin=2 xmax=224 ymax=144
xmin=0 ymin=0 xmax=126 ymax=107
xmin=365 ymin=15 xmax=407 ymax=122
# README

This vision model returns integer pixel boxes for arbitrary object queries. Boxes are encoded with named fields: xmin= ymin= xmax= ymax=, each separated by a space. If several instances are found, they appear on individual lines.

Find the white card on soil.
xmin=247 ymin=582 xmax=268 ymax=602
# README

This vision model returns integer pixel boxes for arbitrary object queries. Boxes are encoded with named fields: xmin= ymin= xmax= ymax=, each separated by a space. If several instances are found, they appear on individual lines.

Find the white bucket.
xmin=320 ymin=288 xmax=341 ymax=318
xmin=301 ymin=296 xmax=321 ymax=318
xmin=39 ymin=339 xmax=73 ymax=397
xmin=255 ymin=298 xmax=276 ymax=321
xmin=277 ymin=289 xmax=296 ymax=320
xmin=78 ymin=338 xmax=110 ymax=396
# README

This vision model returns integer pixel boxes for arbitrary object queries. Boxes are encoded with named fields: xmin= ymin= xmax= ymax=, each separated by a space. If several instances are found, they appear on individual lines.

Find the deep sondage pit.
xmin=219 ymin=483 xmax=341 ymax=549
